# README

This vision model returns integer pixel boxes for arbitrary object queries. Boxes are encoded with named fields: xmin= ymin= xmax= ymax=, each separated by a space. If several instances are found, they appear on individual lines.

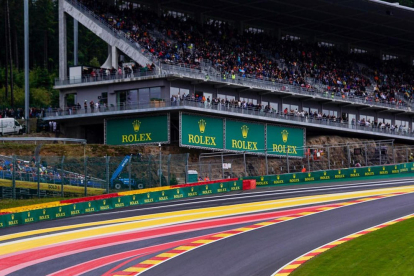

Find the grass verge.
xmin=0 ymin=197 xmax=72 ymax=210
xmin=291 ymin=217 xmax=414 ymax=276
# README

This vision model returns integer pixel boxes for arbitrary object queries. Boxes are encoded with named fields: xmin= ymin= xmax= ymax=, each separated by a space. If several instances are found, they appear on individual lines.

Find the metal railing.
xmin=66 ymin=0 xmax=159 ymax=66
xmin=54 ymin=69 xmax=160 ymax=86
xmin=61 ymin=0 xmax=413 ymax=114
xmin=0 ymin=138 xmax=86 ymax=144
xmin=44 ymin=99 xmax=414 ymax=139
xmin=55 ymin=63 xmax=411 ymax=113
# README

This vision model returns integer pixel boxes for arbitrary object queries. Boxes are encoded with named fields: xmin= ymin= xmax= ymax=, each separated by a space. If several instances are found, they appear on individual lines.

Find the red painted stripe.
xmin=172 ymin=178 xmax=238 ymax=187
xmin=279 ymin=268 xmax=295 ymax=273
xmin=291 ymin=260 xmax=307 ymax=265
xmin=163 ymin=250 xmax=184 ymax=254
xmin=108 ymin=272 xmax=136 ymax=276
xmin=47 ymin=236 xmax=212 ymax=276
xmin=0 ymin=204 xmax=332 ymax=274
xmin=134 ymin=264 xmax=153 ymax=268
xmin=307 ymin=252 xmax=323 ymax=256
xmin=60 ymin=193 xmax=119 ymax=204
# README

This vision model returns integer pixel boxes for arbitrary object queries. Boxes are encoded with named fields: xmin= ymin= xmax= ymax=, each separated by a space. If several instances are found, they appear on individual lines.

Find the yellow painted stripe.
xmin=297 ymin=256 xmax=314 ymax=261
xmin=382 ymin=221 xmax=397 ymax=226
xmin=274 ymin=273 xmax=290 ymax=276
xmin=1 ymin=185 xmax=414 ymax=256
xmin=338 ymin=202 xmax=355 ymax=206
xmin=255 ymin=222 xmax=276 ymax=226
xmin=347 ymin=234 xmax=363 ymax=238
xmin=285 ymin=264 xmax=301 ymax=269
xmin=213 ymin=233 xmax=234 ymax=238
xmin=330 ymin=240 xmax=346 ymax=245
xmin=191 ymin=239 xmax=215 ymax=244
xmin=313 ymin=248 xmax=329 ymax=253
xmin=158 ymin=253 xmax=178 ymax=258
xmin=141 ymin=260 xmax=162 ymax=265
xmin=299 ymin=212 xmax=315 ymax=215
xmin=118 ymin=186 xmax=172 ymax=196
xmin=277 ymin=217 xmax=295 ymax=221
xmin=124 ymin=267 xmax=147 ymax=272
xmin=317 ymin=207 xmax=335 ymax=210
xmin=235 ymin=227 xmax=254 ymax=232
xmin=175 ymin=246 xmax=196 ymax=250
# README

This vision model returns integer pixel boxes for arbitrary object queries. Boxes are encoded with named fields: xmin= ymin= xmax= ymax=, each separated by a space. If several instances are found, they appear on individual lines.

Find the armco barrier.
xmin=0 ymin=180 xmax=244 ymax=229
xmin=242 ymin=163 xmax=414 ymax=188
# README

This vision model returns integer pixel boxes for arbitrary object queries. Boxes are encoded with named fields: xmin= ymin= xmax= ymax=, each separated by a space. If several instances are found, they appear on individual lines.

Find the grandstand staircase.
xmin=63 ymin=0 xmax=157 ymax=69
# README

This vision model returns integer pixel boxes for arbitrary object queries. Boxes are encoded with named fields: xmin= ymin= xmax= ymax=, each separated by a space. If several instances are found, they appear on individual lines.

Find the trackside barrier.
xmin=0 ymin=180 xmax=243 ymax=229
xmin=2 ymin=162 xmax=412 ymax=229
xmin=242 ymin=180 xmax=257 ymax=190
xmin=176 ymin=178 xmax=239 ymax=187
xmin=241 ymin=163 xmax=414 ymax=187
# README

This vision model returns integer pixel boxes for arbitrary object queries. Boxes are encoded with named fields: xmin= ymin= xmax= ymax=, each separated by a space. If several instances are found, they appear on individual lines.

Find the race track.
xmin=1 ymin=177 xmax=414 ymax=276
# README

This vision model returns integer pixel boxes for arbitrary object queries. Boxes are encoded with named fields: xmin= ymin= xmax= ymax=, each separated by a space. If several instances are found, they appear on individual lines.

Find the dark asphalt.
xmin=2 ymin=177 xmax=414 ymax=276
xmin=142 ymin=192 xmax=414 ymax=276
xmin=1 ymin=176 xmax=413 ymax=237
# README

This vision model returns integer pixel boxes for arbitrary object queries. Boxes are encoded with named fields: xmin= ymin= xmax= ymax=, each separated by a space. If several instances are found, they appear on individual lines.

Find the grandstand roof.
xmin=145 ymin=0 xmax=414 ymax=57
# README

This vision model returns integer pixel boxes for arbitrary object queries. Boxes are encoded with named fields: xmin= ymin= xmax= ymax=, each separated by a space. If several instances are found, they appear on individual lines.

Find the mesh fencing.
xmin=0 ymin=139 xmax=411 ymax=199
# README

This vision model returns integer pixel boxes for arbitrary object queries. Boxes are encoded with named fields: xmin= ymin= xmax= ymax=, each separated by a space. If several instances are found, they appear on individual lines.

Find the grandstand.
xmin=50 ymin=0 xmax=414 ymax=150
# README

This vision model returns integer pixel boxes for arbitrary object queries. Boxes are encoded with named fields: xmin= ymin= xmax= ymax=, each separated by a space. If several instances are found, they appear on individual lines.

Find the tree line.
xmin=0 ymin=0 xmax=106 ymax=109
xmin=0 ymin=0 xmax=413 ymax=109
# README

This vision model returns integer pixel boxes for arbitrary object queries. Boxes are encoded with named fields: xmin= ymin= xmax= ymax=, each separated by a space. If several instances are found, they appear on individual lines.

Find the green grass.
xmin=291 ymin=218 xmax=414 ymax=276
xmin=0 ymin=197 xmax=71 ymax=210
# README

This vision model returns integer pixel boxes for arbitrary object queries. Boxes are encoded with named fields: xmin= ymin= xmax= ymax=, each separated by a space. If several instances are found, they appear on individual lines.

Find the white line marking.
xmin=270 ymin=212 xmax=414 ymax=276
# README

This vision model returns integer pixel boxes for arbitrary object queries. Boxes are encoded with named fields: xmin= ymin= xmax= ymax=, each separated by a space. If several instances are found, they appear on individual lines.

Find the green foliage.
xmin=170 ymin=174 xmax=178 ymax=185
xmin=89 ymin=57 xmax=101 ymax=68
xmin=0 ymin=0 xmax=108 ymax=108
xmin=291 ymin=218 xmax=414 ymax=276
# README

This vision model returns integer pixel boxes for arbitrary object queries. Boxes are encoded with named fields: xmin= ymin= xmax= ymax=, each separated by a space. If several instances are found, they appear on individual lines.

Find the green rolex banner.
xmin=128 ymin=194 xmax=141 ymax=206
xmin=4 ymin=213 xmax=21 ymax=227
xmin=267 ymin=124 xmax=305 ymax=157
xmin=183 ymin=186 xmax=199 ymax=197
xmin=172 ymin=188 xmax=186 ymax=200
xmin=38 ymin=208 xmax=53 ymax=222
xmin=225 ymin=119 xmax=265 ymax=153
xmin=229 ymin=181 xmax=242 ymax=191
xmin=399 ymin=163 xmax=409 ymax=173
xmin=409 ymin=162 xmax=414 ymax=172
xmin=113 ymin=196 xmax=129 ymax=208
xmin=106 ymin=114 xmax=169 ymax=145
xmin=0 ymin=214 xmax=6 ymax=228
xmin=180 ymin=113 xmax=224 ymax=150
xmin=139 ymin=192 xmax=158 ymax=204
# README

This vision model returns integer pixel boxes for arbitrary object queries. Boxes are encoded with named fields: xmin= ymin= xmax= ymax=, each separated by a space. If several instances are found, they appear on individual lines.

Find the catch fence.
xmin=1 ymin=139 xmax=413 ymax=199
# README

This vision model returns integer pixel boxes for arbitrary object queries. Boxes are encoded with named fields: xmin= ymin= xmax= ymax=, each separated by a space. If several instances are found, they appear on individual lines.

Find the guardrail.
xmin=66 ymin=0 xmax=159 ymax=66
xmin=44 ymin=99 xmax=414 ymax=139
xmin=1 ymin=162 xmax=414 ymax=228
xmin=243 ymin=162 xmax=414 ymax=187
xmin=0 ymin=138 xmax=86 ymax=144
xmin=0 ymin=179 xmax=243 ymax=228
xmin=61 ymin=0 xmax=411 ymax=114
xmin=55 ymin=64 xmax=411 ymax=113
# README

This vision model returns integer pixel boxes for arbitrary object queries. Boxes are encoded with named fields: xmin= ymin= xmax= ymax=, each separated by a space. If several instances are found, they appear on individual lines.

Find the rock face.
xmin=0 ymin=136 xmax=411 ymax=184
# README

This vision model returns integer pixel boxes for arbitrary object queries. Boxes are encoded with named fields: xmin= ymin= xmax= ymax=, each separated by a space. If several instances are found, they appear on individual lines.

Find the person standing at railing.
xmin=84 ymin=101 xmax=88 ymax=113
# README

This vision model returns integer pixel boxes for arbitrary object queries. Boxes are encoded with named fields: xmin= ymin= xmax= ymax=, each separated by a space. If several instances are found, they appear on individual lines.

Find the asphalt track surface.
xmin=1 ymin=176 xmax=414 ymax=276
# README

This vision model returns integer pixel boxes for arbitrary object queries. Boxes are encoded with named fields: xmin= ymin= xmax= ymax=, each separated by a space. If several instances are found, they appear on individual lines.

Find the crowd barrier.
xmin=241 ymin=163 xmax=414 ymax=186
xmin=2 ymin=162 xmax=413 ymax=229
xmin=0 ymin=180 xmax=243 ymax=228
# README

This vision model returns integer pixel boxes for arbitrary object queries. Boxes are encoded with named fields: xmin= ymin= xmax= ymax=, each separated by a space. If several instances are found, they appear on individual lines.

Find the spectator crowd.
xmin=77 ymin=0 xmax=414 ymax=108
